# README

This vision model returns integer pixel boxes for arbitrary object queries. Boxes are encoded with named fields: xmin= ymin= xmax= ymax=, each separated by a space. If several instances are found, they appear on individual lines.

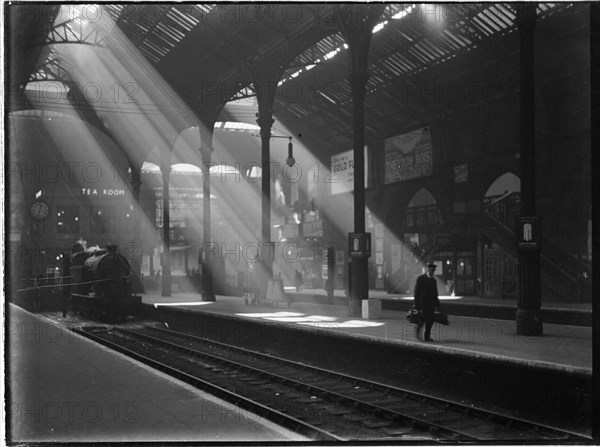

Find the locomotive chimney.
xmin=107 ymin=244 xmax=118 ymax=253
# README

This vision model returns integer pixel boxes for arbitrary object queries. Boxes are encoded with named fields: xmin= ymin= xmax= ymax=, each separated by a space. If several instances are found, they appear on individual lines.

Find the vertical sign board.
xmin=330 ymin=147 xmax=369 ymax=195
xmin=384 ymin=127 xmax=433 ymax=184
xmin=349 ymin=233 xmax=371 ymax=257
xmin=515 ymin=216 xmax=541 ymax=250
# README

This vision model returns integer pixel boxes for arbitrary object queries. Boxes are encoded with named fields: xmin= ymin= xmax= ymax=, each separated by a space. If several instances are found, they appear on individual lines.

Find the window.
xmin=90 ymin=206 xmax=115 ymax=233
xmin=124 ymin=206 xmax=135 ymax=233
xmin=57 ymin=206 xmax=79 ymax=233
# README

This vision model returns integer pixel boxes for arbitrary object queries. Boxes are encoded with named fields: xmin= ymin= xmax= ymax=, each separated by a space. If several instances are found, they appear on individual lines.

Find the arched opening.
xmin=483 ymin=172 xmax=521 ymax=227
xmin=405 ymin=188 xmax=439 ymax=230
xmin=391 ymin=189 xmax=448 ymax=295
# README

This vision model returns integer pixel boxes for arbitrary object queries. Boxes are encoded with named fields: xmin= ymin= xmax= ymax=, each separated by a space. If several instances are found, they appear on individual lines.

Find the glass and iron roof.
xmin=15 ymin=3 xmax=586 ymax=155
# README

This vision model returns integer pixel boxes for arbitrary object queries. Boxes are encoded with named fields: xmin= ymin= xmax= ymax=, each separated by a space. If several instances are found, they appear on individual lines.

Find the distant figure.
xmin=155 ymin=270 xmax=161 ymax=290
xmin=294 ymin=270 xmax=303 ymax=292
xmin=33 ymin=274 xmax=44 ymax=312
xmin=193 ymin=269 xmax=202 ymax=293
xmin=414 ymin=263 xmax=441 ymax=342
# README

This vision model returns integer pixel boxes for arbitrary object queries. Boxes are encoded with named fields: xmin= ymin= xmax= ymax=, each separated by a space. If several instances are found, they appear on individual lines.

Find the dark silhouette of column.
xmin=337 ymin=4 xmax=385 ymax=317
xmin=201 ymin=131 xmax=215 ymax=301
xmin=128 ymin=162 xmax=143 ymax=294
xmin=515 ymin=4 xmax=542 ymax=335
xmin=327 ymin=245 xmax=335 ymax=304
xmin=256 ymin=79 xmax=277 ymax=300
xmin=589 ymin=2 xmax=599 ymax=440
xmin=160 ymin=162 xmax=172 ymax=297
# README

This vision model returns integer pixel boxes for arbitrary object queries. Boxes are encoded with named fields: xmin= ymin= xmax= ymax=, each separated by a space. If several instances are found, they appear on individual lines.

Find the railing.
xmin=388 ymin=220 xmax=446 ymax=294
xmin=483 ymin=194 xmax=591 ymax=302
xmin=404 ymin=205 xmax=441 ymax=229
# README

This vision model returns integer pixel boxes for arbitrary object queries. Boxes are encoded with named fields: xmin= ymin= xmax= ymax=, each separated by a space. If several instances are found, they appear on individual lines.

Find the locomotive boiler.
xmin=64 ymin=244 xmax=141 ymax=321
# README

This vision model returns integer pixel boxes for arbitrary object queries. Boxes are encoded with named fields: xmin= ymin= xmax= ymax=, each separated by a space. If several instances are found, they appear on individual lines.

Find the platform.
xmin=142 ymin=290 xmax=592 ymax=371
xmin=140 ymin=290 xmax=592 ymax=435
xmin=5 ymin=304 xmax=306 ymax=443
xmin=6 ymin=289 xmax=593 ymax=440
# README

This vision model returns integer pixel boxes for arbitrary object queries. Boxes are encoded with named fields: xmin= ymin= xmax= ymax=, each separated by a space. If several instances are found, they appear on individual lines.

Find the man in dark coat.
xmin=414 ymin=262 xmax=441 ymax=341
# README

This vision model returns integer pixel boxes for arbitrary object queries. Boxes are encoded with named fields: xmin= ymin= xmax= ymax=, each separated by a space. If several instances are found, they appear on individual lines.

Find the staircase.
xmin=482 ymin=193 xmax=591 ymax=303
xmin=387 ymin=221 xmax=446 ymax=294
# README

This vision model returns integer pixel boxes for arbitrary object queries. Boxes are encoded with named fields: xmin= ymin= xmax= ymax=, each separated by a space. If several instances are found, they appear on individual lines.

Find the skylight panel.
xmin=141 ymin=40 xmax=168 ymax=57
xmin=381 ymin=57 xmax=403 ymax=76
xmin=195 ymin=4 xmax=214 ymax=15
xmin=399 ymin=31 xmax=414 ymax=43
xmin=318 ymin=91 xmax=337 ymax=104
xmin=484 ymin=12 xmax=505 ymax=33
xmin=157 ymin=22 xmax=186 ymax=41
xmin=449 ymin=27 xmax=472 ymax=46
xmin=396 ymin=57 xmax=415 ymax=73
xmin=104 ymin=4 xmax=124 ymax=19
xmin=393 ymin=53 xmax=417 ymax=71
xmin=393 ymin=4 xmax=417 ymax=20
xmin=470 ymin=15 xmax=495 ymax=36
xmin=373 ymin=21 xmax=387 ymax=33
xmin=168 ymin=8 xmax=199 ymax=31
xmin=485 ymin=5 xmax=513 ymax=29
xmin=438 ymin=30 xmax=461 ymax=51
xmin=494 ymin=4 xmax=516 ymax=22
xmin=410 ymin=43 xmax=435 ymax=63
xmin=324 ymin=47 xmax=341 ymax=60
xmin=288 ymin=103 xmax=311 ymax=119
xmin=421 ymin=39 xmax=446 ymax=58
xmin=221 ymin=122 xmax=261 ymax=133
xmin=152 ymin=32 xmax=176 ymax=49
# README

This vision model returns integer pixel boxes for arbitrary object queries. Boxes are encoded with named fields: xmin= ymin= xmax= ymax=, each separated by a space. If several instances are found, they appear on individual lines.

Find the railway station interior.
xmin=4 ymin=2 xmax=598 ymax=444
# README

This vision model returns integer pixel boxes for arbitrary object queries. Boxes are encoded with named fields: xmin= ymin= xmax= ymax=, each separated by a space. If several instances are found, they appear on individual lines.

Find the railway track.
xmin=73 ymin=325 xmax=586 ymax=442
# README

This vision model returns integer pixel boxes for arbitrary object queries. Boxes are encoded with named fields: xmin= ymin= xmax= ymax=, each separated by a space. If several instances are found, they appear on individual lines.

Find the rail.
xmin=73 ymin=325 xmax=588 ymax=442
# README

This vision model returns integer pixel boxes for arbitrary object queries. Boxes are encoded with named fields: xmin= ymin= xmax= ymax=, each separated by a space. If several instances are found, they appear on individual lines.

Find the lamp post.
xmin=286 ymin=137 xmax=295 ymax=168
xmin=257 ymin=134 xmax=295 ymax=168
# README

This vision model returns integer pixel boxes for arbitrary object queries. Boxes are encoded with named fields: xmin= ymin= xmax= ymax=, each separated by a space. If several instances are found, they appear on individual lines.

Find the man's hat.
xmin=426 ymin=262 xmax=437 ymax=268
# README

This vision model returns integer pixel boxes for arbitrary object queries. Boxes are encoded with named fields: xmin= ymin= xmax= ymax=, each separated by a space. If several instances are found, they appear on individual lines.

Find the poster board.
xmin=385 ymin=127 xmax=433 ymax=183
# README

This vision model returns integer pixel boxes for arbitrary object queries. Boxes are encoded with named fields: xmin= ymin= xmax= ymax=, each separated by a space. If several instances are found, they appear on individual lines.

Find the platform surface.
xmin=5 ymin=303 xmax=306 ymax=443
xmin=142 ymin=290 xmax=592 ymax=372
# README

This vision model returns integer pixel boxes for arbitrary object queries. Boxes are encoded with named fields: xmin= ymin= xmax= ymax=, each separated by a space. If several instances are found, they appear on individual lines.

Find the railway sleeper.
xmin=318 ymin=383 xmax=357 ymax=392
xmin=418 ymin=411 xmax=473 ymax=425
xmin=391 ymin=400 xmax=436 ymax=411
xmin=342 ymin=413 xmax=370 ymax=422
xmin=322 ymin=405 xmax=354 ymax=416
xmin=365 ymin=397 xmax=407 ymax=407
xmin=361 ymin=419 xmax=393 ymax=429
xmin=407 ymin=407 xmax=448 ymax=417
xmin=462 ymin=425 xmax=538 ymax=440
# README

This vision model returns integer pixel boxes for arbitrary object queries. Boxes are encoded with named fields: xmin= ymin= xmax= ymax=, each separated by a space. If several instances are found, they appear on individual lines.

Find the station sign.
xmin=81 ymin=188 xmax=126 ymax=197
xmin=515 ymin=216 xmax=541 ymax=250
xmin=348 ymin=232 xmax=371 ymax=257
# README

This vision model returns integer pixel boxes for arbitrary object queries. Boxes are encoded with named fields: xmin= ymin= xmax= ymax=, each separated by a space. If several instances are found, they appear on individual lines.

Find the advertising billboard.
xmin=385 ymin=127 xmax=433 ymax=183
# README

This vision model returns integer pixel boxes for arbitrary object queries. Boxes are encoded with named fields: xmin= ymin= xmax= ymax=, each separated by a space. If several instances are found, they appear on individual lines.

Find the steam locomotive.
xmin=63 ymin=243 xmax=142 ymax=321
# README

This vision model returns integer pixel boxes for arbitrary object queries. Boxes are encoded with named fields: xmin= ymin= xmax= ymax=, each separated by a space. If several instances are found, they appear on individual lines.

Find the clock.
xmin=29 ymin=200 xmax=50 ymax=220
